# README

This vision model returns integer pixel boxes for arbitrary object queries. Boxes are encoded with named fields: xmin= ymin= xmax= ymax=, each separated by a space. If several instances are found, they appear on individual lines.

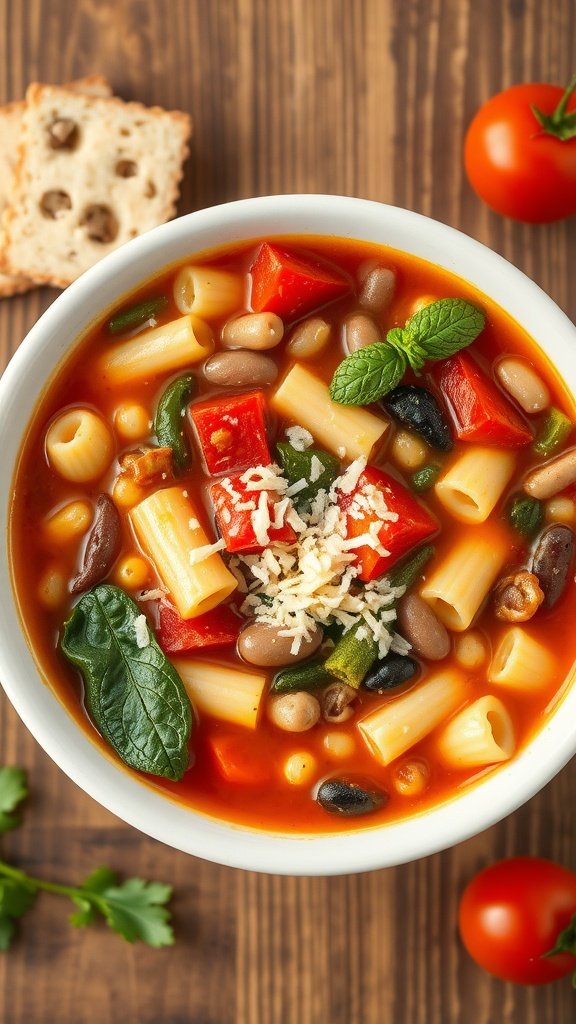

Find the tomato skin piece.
xmin=433 ymin=352 xmax=533 ymax=447
xmin=190 ymin=390 xmax=271 ymax=475
xmin=208 ymin=731 xmax=271 ymax=784
xmin=340 ymin=466 xmax=438 ymax=582
xmin=458 ymin=857 xmax=576 ymax=985
xmin=464 ymin=83 xmax=576 ymax=223
xmin=158 ymin=602 xmax=242 ymax=654
xmin=250 ymin=242 xmax=350 ymax=320
xmin=210 ymin=473 xmax=297 ymax=553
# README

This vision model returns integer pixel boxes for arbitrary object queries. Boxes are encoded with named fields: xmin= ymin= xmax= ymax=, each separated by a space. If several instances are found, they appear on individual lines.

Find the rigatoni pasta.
xmin=99 ymin=314 xmax=213 ymax=385
xmin=435 ymin=447 xmax=515 ymax=524
xmin=488 ymin=627 xmax=557 ymax=692
xmin=173 ymin=265 xmax=244 ymax=319
xmin=271 ymin=363 xmax=389 ymax=460
xmin=420 ymin=530 xmax=509 ymax=631
xmin=358 ymin=669 xmax=468 ymax=766
xmin=130 ymin=487 xmax=237 ymax=618
xmin=173 ymin=659 xmax=267 ymax=729
xmin=435 ymin=695 xmax=515 ymax=768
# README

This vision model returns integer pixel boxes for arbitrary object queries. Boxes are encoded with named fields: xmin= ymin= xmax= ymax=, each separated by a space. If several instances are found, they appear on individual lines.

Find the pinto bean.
xmin=358 ymin=266 xmax=396 ymax=315
xmin=524 ymin=447 xmax=576 ymax=499
xmin=396 ymin=593 xmax=451 ymax=661
xmin=238 ymin=621 xmax=323 ymax=667
xmin=342 ymin=312 xmax=381 ymax=354
xmin=267 ymin=692 xmax=321 ymax=732
xmin=70 ymin=494 xmax=121 ymax=593
xmin=222 ymin=312 xmax=284 ymax=350
xmin=531 ymin=525 xmax=575 ymax=609
xmin=204 ymin=350 xmax=278 ymax=387
xmin=286 ymin=317 xmax=331 ymax=358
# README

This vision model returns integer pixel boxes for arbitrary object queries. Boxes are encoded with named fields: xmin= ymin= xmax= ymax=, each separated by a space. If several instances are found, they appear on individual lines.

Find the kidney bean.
xmin=238 ymin=621 xmax=323 ymax=667
xmin=531 ymin=525 xmax=575 ymax=609
xmin=204 ymin=350 xmax=278 ymax=387
xmin=524 ymin=447 xmax=576 ymax=499
xmin=70 ymin=494 xmax=121 ymax=593
xmin=396 ymin=593 xmax=451 ymax=660
xmin=317 ymin=777 xmax=387 ymax=816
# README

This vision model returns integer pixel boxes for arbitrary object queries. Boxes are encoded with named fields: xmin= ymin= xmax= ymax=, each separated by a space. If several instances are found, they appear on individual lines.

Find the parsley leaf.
xmin=0 ymin=767 xmax=28 ymax=833
xmin=402 ymin=298 xmax=485 ymax=371
xmin=328 ymin=343 xmax=407 ymax=405
xmin=0 ymin=879 xmax=36 ymax=950
xmin=97 ymin=878 xmax=174 ymax=948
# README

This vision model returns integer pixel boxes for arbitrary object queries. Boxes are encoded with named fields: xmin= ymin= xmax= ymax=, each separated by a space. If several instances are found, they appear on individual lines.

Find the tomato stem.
xmin=531 ymin=74 xmax=576 ymax=141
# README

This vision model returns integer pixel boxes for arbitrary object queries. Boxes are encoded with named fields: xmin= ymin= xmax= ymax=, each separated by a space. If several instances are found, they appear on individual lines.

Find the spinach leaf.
xmin=276 ymin=443 xmax=340 ymax=509
xmin=61 ymin=585 xmax=192 ymax=781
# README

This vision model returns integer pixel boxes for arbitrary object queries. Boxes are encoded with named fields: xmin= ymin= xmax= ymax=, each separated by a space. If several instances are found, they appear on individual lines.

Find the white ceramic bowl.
xmin=1 ymin=195 xmax=575 ymax=875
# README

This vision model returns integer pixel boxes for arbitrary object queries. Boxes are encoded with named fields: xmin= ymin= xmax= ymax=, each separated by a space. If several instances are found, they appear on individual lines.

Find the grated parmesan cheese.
xmin=188 ymin=517 xmax=200 ymax=531
xmin=309 ymin=454 xmax=324 ymax=483
xmin=285 ymin=425 xmax=314 ymax=451
xmin=134 ymin=614 xmax=149 ymax=649
xmin=189 ymin=538 xmax=226 ymax=565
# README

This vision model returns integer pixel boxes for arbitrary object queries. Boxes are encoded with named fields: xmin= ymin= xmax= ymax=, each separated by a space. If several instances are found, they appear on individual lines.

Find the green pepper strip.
xmin=108 ymin=296 xmax=169 ymax=335
xmin=323 ymin=544 xmax=435 ymax=688
xmin=532 ymin=407 xmax=572 ymax=457
xmin=154 ymin=374 xmax=197 ymax=473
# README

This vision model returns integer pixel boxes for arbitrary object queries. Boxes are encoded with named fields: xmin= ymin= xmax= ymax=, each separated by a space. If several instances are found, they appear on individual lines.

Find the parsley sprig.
xmin=0 ymin=766 xmax=174 ymax=950
xmin=329 ymin=297 xmax=485 ymax=405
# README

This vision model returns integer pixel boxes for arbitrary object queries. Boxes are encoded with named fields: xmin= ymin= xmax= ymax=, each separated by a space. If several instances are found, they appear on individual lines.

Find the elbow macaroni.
xmin=45 ymin=409 xmax=114 ymax=483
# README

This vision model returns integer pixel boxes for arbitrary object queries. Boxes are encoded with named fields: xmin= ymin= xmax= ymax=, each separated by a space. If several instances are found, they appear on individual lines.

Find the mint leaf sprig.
xmin=329 ymin=297 xmax=485 ymax=406
xmin=0 ymin=766 xmax=175 ymax=950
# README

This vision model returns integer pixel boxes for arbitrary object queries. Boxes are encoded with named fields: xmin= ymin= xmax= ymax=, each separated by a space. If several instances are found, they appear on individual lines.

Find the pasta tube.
xmin=172 ymin=659 xmax=267 ymax=729
xmin=435 ymin=695 xmax=515 ymax=768
xmin=488 ymin=627 xmax=557 ymax=692
xmin=130 ymin=487 xmax=237 ymax=618
xmin=435 ymin=447 xmax=515 ymax=524
xmin=99 ymin=315 xmax=213 ymax=385
xmin=271 ymin=364 xmax=389 ymax=461
xmin=358 ymin=668 xmax=468 ymax=766
xmin=173 ymin=265 xmax=244 ymax=319
xmin=420 ymin=529 xmax=509 ymax=631
xmin=45 ymin=408 xmax=114 ymax=482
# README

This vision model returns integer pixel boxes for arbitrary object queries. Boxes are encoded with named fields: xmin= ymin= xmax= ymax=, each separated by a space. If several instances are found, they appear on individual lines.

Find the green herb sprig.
xmin=0 ymin=766 xmax=174 ymax=950
xmin=329 ymin=297 xmax=486 ymax=406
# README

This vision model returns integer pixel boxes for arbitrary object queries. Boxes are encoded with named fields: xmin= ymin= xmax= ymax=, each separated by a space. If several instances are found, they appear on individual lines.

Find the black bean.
xmin=362 ymin=654 xmax=419 ymax=692
xmin=316 ymin=777 xmax=387 ymax=816
xmin=71 ymin=494 xmax=121 ymax=593
xmin=531 ymin=525 xmax=575 ymax=609
xmin=382 ymin=385 xmax=453 ymax=451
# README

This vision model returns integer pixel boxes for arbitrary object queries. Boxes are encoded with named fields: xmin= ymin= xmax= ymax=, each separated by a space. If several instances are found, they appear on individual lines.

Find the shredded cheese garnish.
xmin=285 ymin=425 xmax=314 ymax=451
xmin=134 ymin=614 xmax=149 ymax=649
xmin=189 ymin=538 xmax=226 ymax=565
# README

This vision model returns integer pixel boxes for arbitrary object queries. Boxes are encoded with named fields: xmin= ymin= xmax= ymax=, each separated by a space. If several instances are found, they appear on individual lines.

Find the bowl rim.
xmin=1 ymin=193 xmax=576 ymax=875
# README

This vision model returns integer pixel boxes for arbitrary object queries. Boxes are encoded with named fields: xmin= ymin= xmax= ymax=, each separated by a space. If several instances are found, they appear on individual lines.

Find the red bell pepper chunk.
xmin=208 ymin=731 xmax=271 ymax=784
xmin=190 ymin=390 xmax=271 ymax=475
xmin=340 ymin=466 xmax=437 ymax=582
xmin=250 ymin=242 xmax=350 ymax=321
xmin=158 ymin=602 xmax=242 ymax=654
xmin=433 ymin=352 xmax=533 ymax=447
xmin=210 ymin=473 xmax=297 ymax=553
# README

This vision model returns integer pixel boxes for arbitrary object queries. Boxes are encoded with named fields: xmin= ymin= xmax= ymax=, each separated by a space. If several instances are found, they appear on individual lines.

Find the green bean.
xmin=272 ymin=659 xmax=334 ymax=694
xmin=108 ymin=296 xmax=168 ymax=335
xmin=411 ymin=464 xmax=441 ymax=493
xmin=154 ymin=374 xmax=196 ymax=472
xmin=533 ymin=407 xmax=572 ymax=457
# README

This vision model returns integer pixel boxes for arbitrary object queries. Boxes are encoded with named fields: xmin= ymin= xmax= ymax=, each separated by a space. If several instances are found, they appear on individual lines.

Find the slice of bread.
xmin=2 ymin=85 xmax=192 ymax=288
xmin=0 ymin=76 xmax=112 ymax=296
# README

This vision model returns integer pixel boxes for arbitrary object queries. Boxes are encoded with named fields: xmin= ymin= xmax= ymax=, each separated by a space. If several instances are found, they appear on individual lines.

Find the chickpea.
xmin=37 ymin=566 xmax=67 ymax=609
xmin=392 ymin=759 xmax=430 ymax=798
xmin=113 ymin=555 xmax=150 ymax=590
xmin=544 ymin=496 xmax=576 ymax=525
xmin=114 ymin=403 xmax=151 ymax=441
xmin=42 ymin=500 xmax=92 ymax=546
xmin=267 ymin=692 xmax=321 ymax=733
xmin=112 ymin=474 xmax=146 ymax=510
xmin=453 ymin=631 xmax=488 ymax=670
xmin=390 ymin=429 xmax=429 ymax=471
xmin=283 ymin=752 xmax=318 ymax=785
xmin=322 ymin=732 xmax=356 ymax=760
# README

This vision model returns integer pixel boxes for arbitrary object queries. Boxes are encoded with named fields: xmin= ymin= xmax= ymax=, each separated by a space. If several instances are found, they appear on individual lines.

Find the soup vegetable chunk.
xmin=10 ymin=237 xmax=576 ymax=833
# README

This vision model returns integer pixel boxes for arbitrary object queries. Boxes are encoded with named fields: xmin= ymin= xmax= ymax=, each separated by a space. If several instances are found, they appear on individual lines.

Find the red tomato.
xmin=458 ymin=857 xmax=576 ymax=985
xmin=464 ymin=79 xmax=576 ymax=222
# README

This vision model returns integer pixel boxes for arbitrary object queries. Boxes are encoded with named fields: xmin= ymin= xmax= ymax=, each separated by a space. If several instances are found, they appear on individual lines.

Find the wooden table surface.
xmin=1 ymin=1 xmax=576 ymax=1021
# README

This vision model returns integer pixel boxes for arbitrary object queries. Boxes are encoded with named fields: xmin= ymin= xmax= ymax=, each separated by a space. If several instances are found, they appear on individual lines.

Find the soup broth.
xmin=10 ymin=236 xmax=576 ymax=833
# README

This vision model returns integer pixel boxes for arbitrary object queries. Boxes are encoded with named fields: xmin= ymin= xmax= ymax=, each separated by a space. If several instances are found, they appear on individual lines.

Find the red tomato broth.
xmin=8 ymin=236 xmax=576 ymax=835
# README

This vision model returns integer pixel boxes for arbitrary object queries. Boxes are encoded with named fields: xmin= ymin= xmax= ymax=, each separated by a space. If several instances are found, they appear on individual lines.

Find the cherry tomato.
xmin=458 ymin=857 xmax=576 ymax=984
xmin=464 ymin=78 xmax=576 ymax=223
